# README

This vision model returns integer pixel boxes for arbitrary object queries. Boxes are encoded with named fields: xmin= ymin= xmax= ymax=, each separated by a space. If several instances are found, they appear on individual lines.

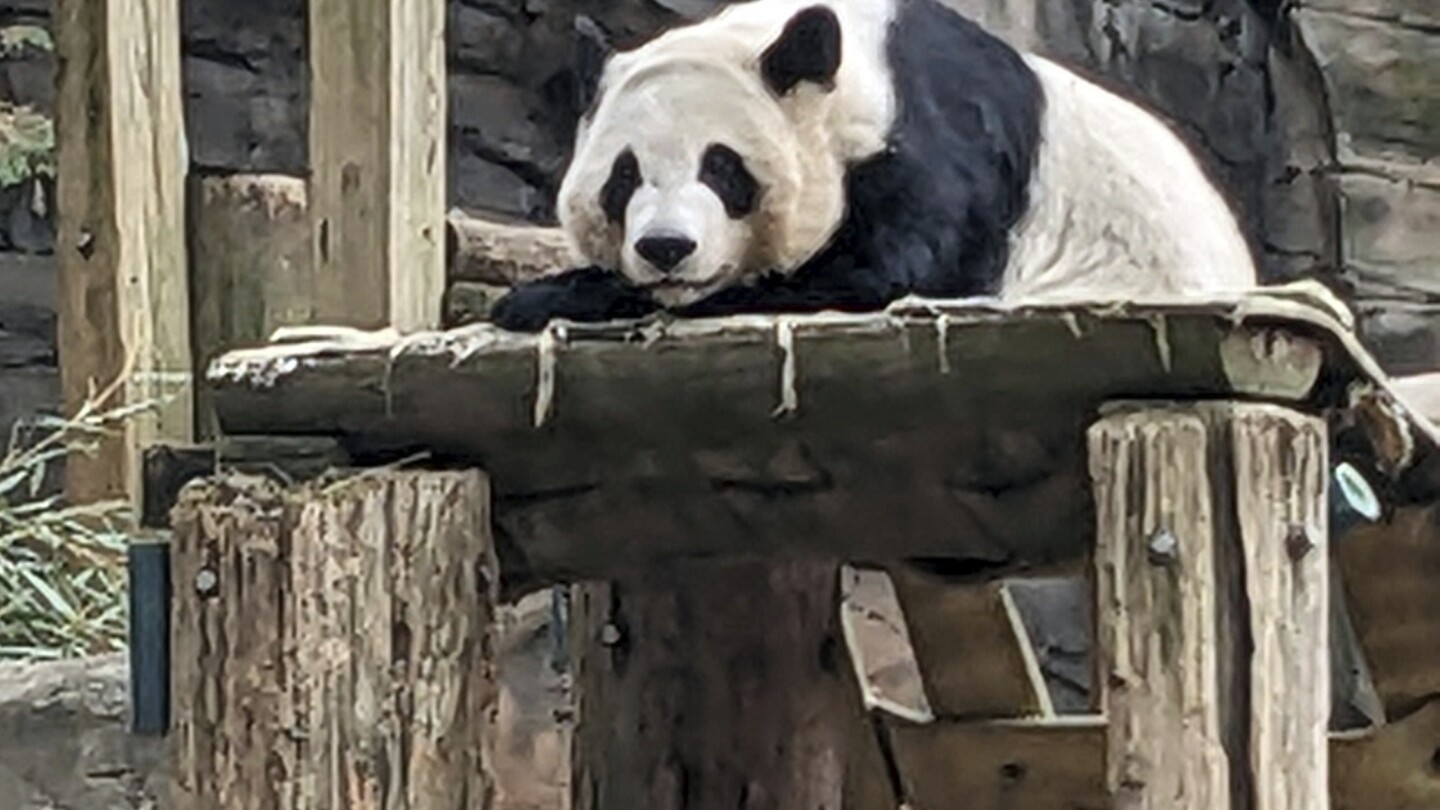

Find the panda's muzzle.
xmin=635 ymin=233 xmax=697 ymax=274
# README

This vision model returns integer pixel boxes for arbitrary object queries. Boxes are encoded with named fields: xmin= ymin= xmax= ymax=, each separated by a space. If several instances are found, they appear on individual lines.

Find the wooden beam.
xmin=886 ymin=718 xmax=1109 ymax=810
xmin=309 ymin=0 xmax=446 ymax=331
xmin=170 ymin=471 xmax=496 ymax=809
xmin=445 ymin=211 xmax=573 ymax=287
xmin=886 ymin=568 xmax=1053 ymax=719
xmin=55 ymin=0 xmax=193 ymax=504
xmin=567 ymin=559 xmax=889 ymax=810
xmin=1089 ymin=403 xmax=1329 ymax=810
xmin=1332 ymin=503 xmax=1440 ymax=719
xmin=188 ymin=173 xmax=312 ymax=438
xmin=206 ymin=302 xmax=1366 ymax=590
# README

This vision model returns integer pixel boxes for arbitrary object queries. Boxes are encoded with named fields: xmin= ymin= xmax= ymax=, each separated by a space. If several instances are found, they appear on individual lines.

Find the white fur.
xmin=1003 ymin=57 xmax=1257 ymax=301
xmin=558 ymin=0 xmax=897 ymax=303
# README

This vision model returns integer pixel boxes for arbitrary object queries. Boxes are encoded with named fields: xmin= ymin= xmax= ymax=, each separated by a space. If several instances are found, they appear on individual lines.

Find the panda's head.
xmin=558 ymin=5 xmax=853 ymax=306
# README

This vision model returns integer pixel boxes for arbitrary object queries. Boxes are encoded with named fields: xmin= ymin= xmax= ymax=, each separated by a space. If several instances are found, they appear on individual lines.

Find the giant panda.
xmin=489 ymin=0 xmax=1258 ymax=333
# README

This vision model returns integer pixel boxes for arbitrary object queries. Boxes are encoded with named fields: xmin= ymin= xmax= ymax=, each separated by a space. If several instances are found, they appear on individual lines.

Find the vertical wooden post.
xmin=55 ymin=0 xmax=193 ymax=503
xmin=309 ymin=0 xmax=446 ymax=331
xmin=568 ymin=558 xmax=884 ymax=810
xmin=1088 ymin=402 xmax=1329 ymax=810
xmin=188 ymin=174 xmax=312 ymax=438
xmin=170 ymin=470 xmax=496 ymax=809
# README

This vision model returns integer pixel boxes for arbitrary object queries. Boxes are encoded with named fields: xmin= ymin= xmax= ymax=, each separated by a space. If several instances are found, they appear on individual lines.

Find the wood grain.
xmin=309 ymin=0 xmax=446 ymax=331
xmin=1089 ymin=402 xmax=1330 ymax=810
xmin=170 ymin=471 xmax=496 ymax=810
xmin=568 ymin=558 xmax=886 ymax=810
xmin=55 ymin=0 xmax=193 ymax=503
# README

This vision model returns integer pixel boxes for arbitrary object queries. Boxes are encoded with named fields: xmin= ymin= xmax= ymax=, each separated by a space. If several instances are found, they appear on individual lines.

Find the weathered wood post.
xmin=170 ymin=470 xmax=497 ymax=809
xmin=55 ymin=0 xmax=193 ymax=503
xmin=568 ymin=558 xmax=885 ymax=810
xmin=1089 ymin=402 xmax=1329 ymax=810
xmin=309 ymin=0 xmax=447 ymax=331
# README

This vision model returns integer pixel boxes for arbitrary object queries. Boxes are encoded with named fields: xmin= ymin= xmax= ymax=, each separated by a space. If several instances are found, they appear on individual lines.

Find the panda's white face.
xmin=555 ymin=2 xmax=889 ymax=307
xmin=559 ymin=62 xmax=813 ymax=306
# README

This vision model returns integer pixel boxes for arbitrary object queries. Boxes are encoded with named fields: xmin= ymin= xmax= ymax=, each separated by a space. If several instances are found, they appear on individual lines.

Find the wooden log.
xmin=189 ymin=173 xmax=312 ymax=438
xmin=1089 ymin=402 xmax=1329 ymax=810
xmin=1332 ymin=503 xmax=1440 ymax=720
xmin=170 ymin=470 xmax=496 ymax=810
xmin=445 ymin=211 xmax=574 ymax=287
xmin=207 ymin=302 xmax=1353 ymax=589
xmin=567 ymin=558 xmax=889 ymax=810
xmin=885 ymin=568 xmax=1052 ymax=719
xmin=309 ymin=0 xmax=446 ymax=331
xmin=886 ymin=718 xmax=1109 ymax=810
xmin=170 ymin=474 xmax=296 ymax=809
xmin=55 ymin=0 xmax=193 ymax=503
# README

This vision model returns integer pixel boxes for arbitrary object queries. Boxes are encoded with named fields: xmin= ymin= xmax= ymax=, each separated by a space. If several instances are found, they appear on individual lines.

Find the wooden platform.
xmin=204 ymin=283 xmax=1440 ymax=586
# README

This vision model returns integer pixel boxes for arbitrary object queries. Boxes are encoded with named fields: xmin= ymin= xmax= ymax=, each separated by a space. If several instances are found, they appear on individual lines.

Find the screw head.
xmin=1147 ymin=529 xmax=1179 ymax=566
xmin=600 ymin=623 xmax=622 ymax=646
xmin=1286 ymin=527 xmax=1316 ymax=561
xmin=194 ymin=568 xmax=219 ymax=598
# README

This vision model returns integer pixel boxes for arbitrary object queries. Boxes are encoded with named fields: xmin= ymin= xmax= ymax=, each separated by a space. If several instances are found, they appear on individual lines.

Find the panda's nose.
xmin=635 ymin=234 xmax=697 ymax=273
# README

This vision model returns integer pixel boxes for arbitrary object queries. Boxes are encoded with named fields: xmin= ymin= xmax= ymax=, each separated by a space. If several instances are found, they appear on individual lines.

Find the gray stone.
xmin=0 ymin=46 xmax=53 ymax=111
xmin=0 ymin=656 xmax=166 ymax=810
xmin=450 ymin=3 xmax=525 ymax=75
xmin=1338 ymin=170 xmax=1440 ymax=299
xmin=1301 ymin=0 xmax=1440 ymax=28
xmin=1296 ymin=8 xmax=1440 ymax=168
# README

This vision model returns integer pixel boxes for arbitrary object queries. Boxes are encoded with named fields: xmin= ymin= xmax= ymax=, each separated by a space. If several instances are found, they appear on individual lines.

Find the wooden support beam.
xmin=1089 ymin=402 xmax=1329 ymax=810
xmin=309 ymin=0 xmax=446 ymax=331
xmin=445 ymin=211 xmax=573 ymax=287
xmin=567 ymin=559 xmax=889 ymax=810
xmin=170 ymin=470 xmax=496 ymax=809
xmin=55 ymin=0 xmax=193 ymax=503
xmin=188 ymin=173 xmax=312 ymax=438
xmin=886 ymin=568 xmax=1053 ymax=719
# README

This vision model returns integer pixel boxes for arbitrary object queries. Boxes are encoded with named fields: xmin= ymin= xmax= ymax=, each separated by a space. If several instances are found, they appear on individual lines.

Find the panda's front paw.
xmin=490 ymin=267 xmax=658 ymax=333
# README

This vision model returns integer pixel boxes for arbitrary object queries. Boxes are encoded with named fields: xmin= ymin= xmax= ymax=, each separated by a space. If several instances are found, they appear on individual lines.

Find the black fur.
xmin=492 ymin=0 xmax=1045 ymax=332
xmin=699 ymin=143 xmax=760 ymax=219
xmin=760 ymin=5 xmax=843 ymax=95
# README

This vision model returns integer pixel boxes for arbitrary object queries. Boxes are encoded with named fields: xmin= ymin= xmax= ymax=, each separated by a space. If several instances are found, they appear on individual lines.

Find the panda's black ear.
xmin=760 ymin=5 xmax=842 ymax=96
xmin=573 ymin=15 xmax=613 ymax=117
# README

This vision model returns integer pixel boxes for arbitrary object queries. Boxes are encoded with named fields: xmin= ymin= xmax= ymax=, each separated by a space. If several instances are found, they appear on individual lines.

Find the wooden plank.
xmin=205 ymin=302 xmax=1363 ymax=589
xmin=886 ymin=568 xmax=1051 ymax=719
xmin=55 ymin=0 xmax=193 ymax=503
xmin=883 ymin=708 xmax=1440 ymax=810
xmin=445 ymin=211 xmax=574 ymax=287
xmin=169 ymin=470 xmax=497 ymax=809
xmin=1332 ymin=504 xmax=1440 ymax=718
xmin=568 ymin=558 xmax=887 ymax=810
xmin=188 ymin=173 xmax=312 ymax=438
xmin=885 ymin=718 xmax=1109 ymax=810
xmin=309 ymin=0 xmax=446 ymax=331
xmin=1331 ymin=698 xmax=1440 ymax=810
xmin=1089 ymin=402 xmax=1329 ymax=810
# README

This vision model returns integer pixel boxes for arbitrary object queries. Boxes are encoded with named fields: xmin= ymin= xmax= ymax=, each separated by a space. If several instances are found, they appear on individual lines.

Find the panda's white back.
xmin=1002 ymin=56 xmax=1258 ymax=302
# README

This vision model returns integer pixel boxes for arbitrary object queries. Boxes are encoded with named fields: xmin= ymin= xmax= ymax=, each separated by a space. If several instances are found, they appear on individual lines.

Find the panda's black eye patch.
xmin=600 ymin=149 xmax=641 ymax=224
xmin=699 ymin=143 xmax=759 ymax=219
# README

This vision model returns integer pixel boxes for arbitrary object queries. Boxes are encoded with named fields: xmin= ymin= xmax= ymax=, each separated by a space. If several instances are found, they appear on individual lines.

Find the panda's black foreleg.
xmin=675 ymin=262 xmax=901 ymax=318
xmin=489 ymin=267 xmax=659 ymax=332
